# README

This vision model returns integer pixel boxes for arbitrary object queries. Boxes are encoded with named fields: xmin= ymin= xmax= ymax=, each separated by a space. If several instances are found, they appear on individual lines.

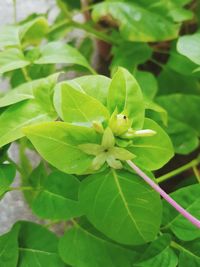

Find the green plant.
xmin=0 ymin=1 xmax=200 ymax=266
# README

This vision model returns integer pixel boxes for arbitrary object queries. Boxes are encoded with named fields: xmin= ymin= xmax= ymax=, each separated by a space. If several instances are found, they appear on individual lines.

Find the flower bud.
xmin=109 ymin=110 xmax=131 ymax=136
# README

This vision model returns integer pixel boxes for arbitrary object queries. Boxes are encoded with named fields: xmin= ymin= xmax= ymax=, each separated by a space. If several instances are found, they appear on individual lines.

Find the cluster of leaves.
xmin=0 ymin=0 xmax=200 ymax=266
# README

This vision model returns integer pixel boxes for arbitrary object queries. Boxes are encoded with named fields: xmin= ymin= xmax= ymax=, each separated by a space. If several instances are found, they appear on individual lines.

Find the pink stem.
xmin=126 ymin=160 xmax=200 ymax=229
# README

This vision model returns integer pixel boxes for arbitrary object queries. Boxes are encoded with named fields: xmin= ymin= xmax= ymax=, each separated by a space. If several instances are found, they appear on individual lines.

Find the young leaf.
xmin=24 ymin=122 xmax=101 ymax=174
xmin=133 ymin=235 xmax=178 ymax=267
xmin=0 ymin=100 xmax=57 ymax=148
xmin=107 ymin=67 xmax=145 ymax=129
xmin=0 ymin=73 xmax=59 ymax=108
xmin=17 ymin=221 xmax=65 ymax=267
xmin=177 ymin=32 xmax=200 ymax=65
xmin=127 ymin=118 xmax=174 ymax=171
xmin=19 ymin=17 xmax=49 ymax=46
xmin=0 ymin=17 xmax=48 ymax=49
xmin=59 ymin=220 xmax=138 ymax=267
xmin=69 ymin=75 xmax=111 ymax=105
xmin=35 ymin=41 xmax=94 ymax=73
xmin=32 ymin=171 xmax=82 ymax=220
xmin=92 ymin=1 xmax=179 ymax=42
xmin=162 ymin=184 xmax=200 ymax=241
xmin=54 ymin=82 xmax=109 ymax=126
xmin=79 ymin=169 xmax=162 ymax=245
xmin=0 ymin=164 xmax=16 ymax=197
xmin=0 ymin=225 xmax=19 ymax=267
xmin=0 ymin=48 xmax=30 ymax=74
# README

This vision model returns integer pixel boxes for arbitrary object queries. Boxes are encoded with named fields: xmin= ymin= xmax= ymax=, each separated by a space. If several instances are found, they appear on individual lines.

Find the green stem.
xmin=45 ymin=220 xmax=61 ymax=228
xmin=6 ymin=156 xmax=23 ymax=174
xmin=22 ymin=67 xmax=31 ymax=82
xmin=73 ymin=20 xmax=117 ymax=44
xmin=19 ymin=138 xmax=32 ymax=179
xmin=150 ymin=58 xmax=166 ymax=69
xmin=157 ymin=156 xmax=200 ymax=183
xmin=153 ymin=49 xmax=169 ymax=55
xmin=193 ymin=166 xmax=200 ymax=183
xmin=170 ymin=241 xmax=192 ymax=255
xmin=49 ymin=19 xmax=116 ymax=44
xmin=8 ymin=186 xmax=33 ymax=192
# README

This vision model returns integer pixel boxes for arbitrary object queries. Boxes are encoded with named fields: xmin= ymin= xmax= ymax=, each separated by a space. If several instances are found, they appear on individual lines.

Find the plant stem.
xmin=150 ymin=58 xmax=166 ymax=69
xmin=73 ymin=20 xmax=117 ymax=44
xmin=6 ymin=156 xmax=23 ymax=174
xmin=45 ymin=220 xmax=60 ymax=228
xmin=193 ymin=166 xmax=200 ymax=183
xmin=170 ymin=241 xmax=188 ymax=253
xmin=126 ymin=160 xmax=200 ymax=229
xmin=22 ymin=67 xmax=31 ymax=82
xmin=157 ymin=156 xmax=200 ymax=183
xmin=49 ymin=19 xmax=116 ymax=44
xmin=8 ymin=186 xmax=33 ymax=192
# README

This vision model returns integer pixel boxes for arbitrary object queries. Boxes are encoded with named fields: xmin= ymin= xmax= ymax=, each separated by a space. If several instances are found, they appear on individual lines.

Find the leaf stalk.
xmin=126 ymin=160 xmax=200 ymax=229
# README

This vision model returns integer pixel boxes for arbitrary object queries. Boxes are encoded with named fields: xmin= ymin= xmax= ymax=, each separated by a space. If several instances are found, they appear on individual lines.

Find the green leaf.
xmin=135 ymin=71 xmax=158 ymax=100
xmin=35 ymin=41 xmax=94 ymax=73
xmin=111 ymin=42 xmax=152 ymax=73
xmin=92 ymin=1 xmax=179 ymax=42
xmin=137 ymin=0 xmax=193 ymax=22
xmin=177 ymin=32 xmax=200 ymax=65
xmin=0 ymin=73 xmax=59 ymax=108
xmin=0 ymin=164 xmax=16 ymax=197
xmin=157 ymin=94 xmax=200 ymax=154
xmin=68 ymin=75 xmax=111 ymax=105
xmin=79 ymin=169 xmax=162 ymax=245
xmin=57 ymin=0 xmax=81 ymax=11
xmin=79 ymin=37 xmax=94 ymax=62
xmin=133 ymin=235 xmax=178 ymax=267
xmin=0 ymin=48 xmax=30 ymax=74
xmin=167 ymin=44 xmax=200 ymax=77
xmin=59 ymin=219 xmax=138 ymax=267
xmin=176 ymin=239 xmax=200 ymax=267
xmin=163 ymin=117 xmax=198 ymax=155
xmin=162 ymin=184 xmax=200 ymax=241
xmin=145 ymin=100 xmax=168 ymax=126
xmin=24 ymin=162 xmax=47 ymax=204
xmin=128 ymin=118 xmax=174 ymax=170
xmin=108 ymin=67 xmax=145 ymax=129
xmin=0 ymin=100 xmax=56 ymax=148
xmin=0 ymin=17 xmax=48 ymax=49
xmin=54 ymin=82 xmax=109 ymax=126
xmin=24 ymin=122 xmax=101 ymax=175
xmin=0 ymin=73 xmax=59 ymax=147
xmin=0 ymin=225 xmax=19 ymax=267
xmin=20 ymin=17 xmax=49 ymax=46
xmin=158 ymin=69 xmax=200 ymax=96
xmin=0 ymin=145 xmax=10 ymax=164
xmin=0 ymin=25 xmax=20 ymax=49
xmin=0 ymin=84 xmax=33 ymax=108
xmin=17 ymin=221 xmax=65 ymax=267
xmin=32 ymin=171 xmax=82 ymax=220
